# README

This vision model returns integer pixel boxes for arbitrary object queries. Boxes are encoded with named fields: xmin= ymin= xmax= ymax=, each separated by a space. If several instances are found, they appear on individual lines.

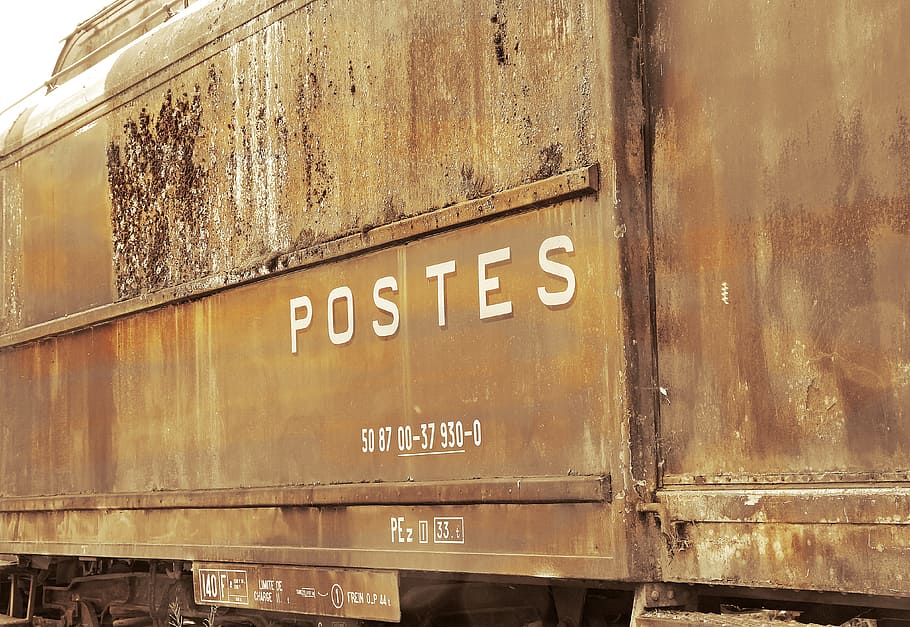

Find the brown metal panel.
xmin=0 ymin=167 xmax=597 ymax=348
xmin=0 ymin=0 xmax=658 ymax=585
xmin=1 ymin=0 xmax=633 ymax=335
xmin=659 ymin=487 xmax=910 ymax=527
xmin=652 ymin=486 xmax=910 ymax=597
xmin=19 ymin=120 xmax=114 ymax=327
xmin=1 ymin=195 xmax=613 ymax=494
xmin=649 ymin=1 xmax=910 ymax=482
xmin=0 ymin=189 xmax=649 ymax=581
xmin=99 ymin=0 xmax=607 ymax=302
xmin=0 ymin=502 xmax=620 ymax=581
xmin=647 ymin=0 xmax=910 ymax=597
xmin=664 ymin=520 xmax=910 ymax=599
xmin=0 ymin=164 xmax=24 ymax=334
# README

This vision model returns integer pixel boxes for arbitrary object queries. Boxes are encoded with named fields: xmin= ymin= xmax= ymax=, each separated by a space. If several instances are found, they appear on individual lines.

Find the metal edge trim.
xmin=657 ymin=485 xmax=910 ymax=525
xmin=0 ymin=542 xmax=619 ymax=582
xmin=0 ymin=474 xmax=610 ymax=512
xmin=662 ymin=470 xmax=910 ymax=486
xmin=0 ymin=164 xmax=600 ymax=350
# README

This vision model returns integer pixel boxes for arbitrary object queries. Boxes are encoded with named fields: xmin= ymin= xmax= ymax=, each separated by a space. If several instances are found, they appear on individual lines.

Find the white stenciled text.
xmin=289 ymin=235 xmax=575 ymax=353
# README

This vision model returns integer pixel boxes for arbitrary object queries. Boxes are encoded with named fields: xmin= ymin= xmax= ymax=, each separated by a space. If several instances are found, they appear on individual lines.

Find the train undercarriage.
xmin=2 ymin=558 xmax=909 ymax=627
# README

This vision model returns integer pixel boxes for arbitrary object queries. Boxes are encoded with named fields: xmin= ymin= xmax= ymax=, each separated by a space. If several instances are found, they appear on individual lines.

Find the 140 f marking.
xmin=361 ymin=420 xmax=482 ymax=457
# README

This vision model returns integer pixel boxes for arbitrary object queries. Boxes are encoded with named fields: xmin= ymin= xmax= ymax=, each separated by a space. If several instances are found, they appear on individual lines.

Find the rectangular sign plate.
xmin=193 ymin=563 xmax=400 ymax=622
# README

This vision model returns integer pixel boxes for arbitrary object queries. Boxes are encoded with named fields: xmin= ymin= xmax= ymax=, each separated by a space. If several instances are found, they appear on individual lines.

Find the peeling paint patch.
xmin=534 ymin=143 xmax=564 ymax=179
xmin=1 ymin=164 xmax=23 ymax=333
xmin=294 ymin=46 xmax=334 ymax=214
xmin=106 ymin=87 xmax=210 ymax=299
xmin=491 ymin=1 xmax=509 ymax=66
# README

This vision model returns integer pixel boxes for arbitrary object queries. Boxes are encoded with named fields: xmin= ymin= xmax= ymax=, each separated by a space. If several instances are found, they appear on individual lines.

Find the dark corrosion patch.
xmin=106 ymin=87 xmax=211 ymax=299
xmin=491 ymin=0 xmax=509 ymax=66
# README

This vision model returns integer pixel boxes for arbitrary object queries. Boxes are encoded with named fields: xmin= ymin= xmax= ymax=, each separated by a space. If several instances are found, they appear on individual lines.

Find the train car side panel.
xmin=0 ymin=0 xmax=658 ymax=588
xmin=648 ymin=0 xmax=910 ymax=597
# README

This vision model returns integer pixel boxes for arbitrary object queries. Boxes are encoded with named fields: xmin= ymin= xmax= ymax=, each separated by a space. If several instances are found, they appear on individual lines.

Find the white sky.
xmin=0 ymin=0 xmax=114 ymax=112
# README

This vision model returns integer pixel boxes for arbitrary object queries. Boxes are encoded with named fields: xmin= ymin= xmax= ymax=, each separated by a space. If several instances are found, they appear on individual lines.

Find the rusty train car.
xmin=1 ymin=0 xmax=909 ymax=625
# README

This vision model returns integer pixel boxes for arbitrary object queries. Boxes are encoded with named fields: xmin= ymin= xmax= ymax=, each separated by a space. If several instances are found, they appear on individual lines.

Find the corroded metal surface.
xmin=2 ymin=0 xmax=613 ymax=330
xmin=649 ymin=0 xmax=910 ymax=483
xmin=2 ymin=503 xmax=620 ymax=580
xmin=0 ymin=475 xmax=609 ymax=512
xmin=658 ymin=487 xmax=910 ymax=526
xmin=0 ymin=193 xmax=632 ymax=584
xmin=648 ymin=0 xmax=910 ymax=596
xmin=0 ymin=0 xmax=657 ymax=588
xmin=0 ymin=165 xmax=23 ymax=334
xmin=661 ymin=521 xmax=910 ymax=598
xmin=5 ymin=0 xmax=910 ymax=608
xmin=1 ymin=190 xmax=614 ymax=493
xmin=636 ymin=610 xmax=831 ymax=627
xmin=0 ymin=166 xmax=599 ymax=349
xmin=106 ymin=88 xmax=208 ymax=297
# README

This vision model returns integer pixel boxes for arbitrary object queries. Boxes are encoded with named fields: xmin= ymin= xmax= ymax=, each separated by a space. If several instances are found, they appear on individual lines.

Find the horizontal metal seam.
xmin=0 ymin=474 xmax=610 ymax=512
xmin=656 ymin=486 xmax=910 ymax=525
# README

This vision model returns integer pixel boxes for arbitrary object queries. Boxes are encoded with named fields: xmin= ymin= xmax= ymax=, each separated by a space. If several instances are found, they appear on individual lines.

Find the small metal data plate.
xmin=193 ymin=563 xmax=400 ymax=622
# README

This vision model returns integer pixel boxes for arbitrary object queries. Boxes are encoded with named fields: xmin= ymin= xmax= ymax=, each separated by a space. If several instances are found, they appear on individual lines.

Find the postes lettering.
xmin=288 ymin=234 xmax=575 ymax=353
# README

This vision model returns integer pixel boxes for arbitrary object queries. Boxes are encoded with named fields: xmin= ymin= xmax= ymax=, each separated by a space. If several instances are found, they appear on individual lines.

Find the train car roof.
xmin=0 ymin=0 xmax=222 ymax=161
